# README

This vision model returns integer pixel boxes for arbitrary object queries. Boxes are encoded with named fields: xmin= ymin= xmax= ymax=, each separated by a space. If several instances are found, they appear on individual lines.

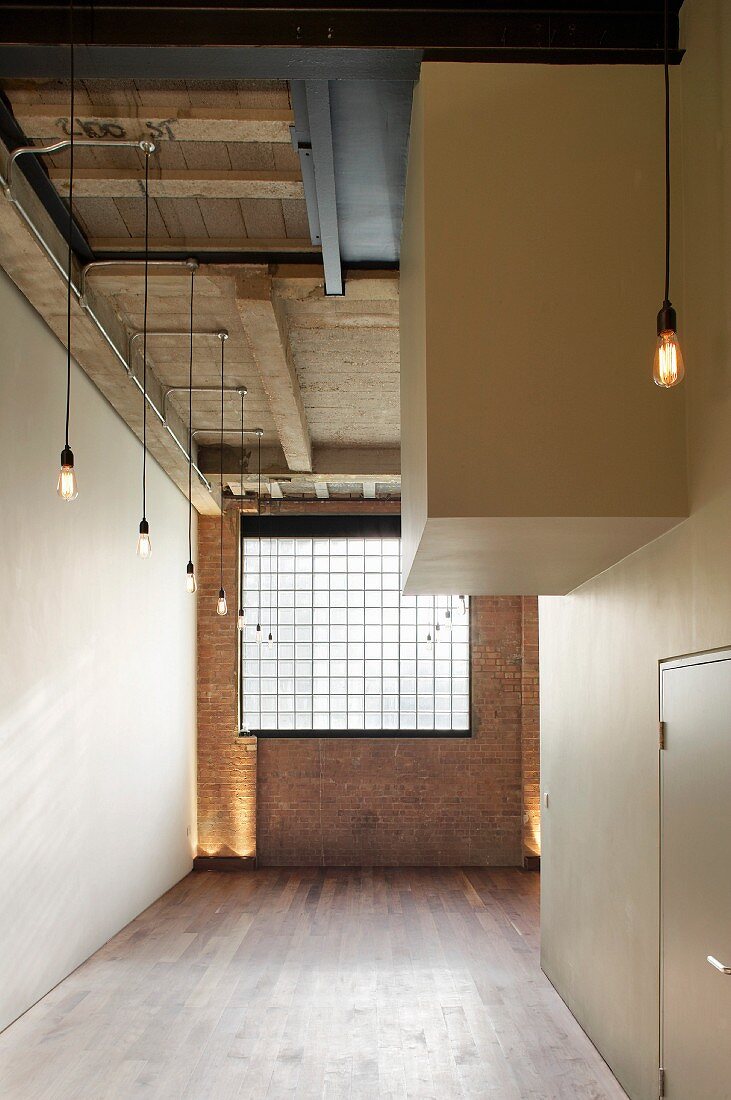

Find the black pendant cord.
xmin=239 ymin=390 xmax=245 ymax=608
xmin=219 ymin=337 xmax=225 ymax=590
xmin=142 ymin=151 xmax=150 ymax=522
xmin=257 ymin=432 xmax=262 ymax=629
xmin=663 ymin=0 xmax=671 ymax=306
xmin=188 ymin=267 xmax=195 ymax=564
xmin=64 ymin=0 xmax=74 ymax=450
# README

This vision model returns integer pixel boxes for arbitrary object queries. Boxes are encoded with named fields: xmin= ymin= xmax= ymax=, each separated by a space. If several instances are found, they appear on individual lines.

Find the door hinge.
xmin=659 ymin=721 xmax=666 ymax=750
xmin=659 ymin=1066 xmax=666 ymax=1097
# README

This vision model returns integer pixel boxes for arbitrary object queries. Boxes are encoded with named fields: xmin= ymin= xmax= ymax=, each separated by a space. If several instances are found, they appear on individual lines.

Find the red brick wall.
xmin=196 ymin=508 xmax=540 ymax=866
xmin=197 ymin=510 xmax=256 ymax=858
xmin=521 ymin=597 xmax=540 ymax=856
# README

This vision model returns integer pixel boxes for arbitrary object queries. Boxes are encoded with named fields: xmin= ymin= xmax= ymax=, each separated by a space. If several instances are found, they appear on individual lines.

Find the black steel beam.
xmin=0 ymin=3 xmax=683 ymax=65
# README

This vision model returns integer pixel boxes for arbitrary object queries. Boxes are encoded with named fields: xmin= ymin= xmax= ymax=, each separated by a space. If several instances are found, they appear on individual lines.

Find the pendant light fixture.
xmin=256 ymin=430 xmax=262 ymax=645
xmin=185 ymin=260 xmax=197 ymax=593
xmin=57 ymin=0 xmax=78 ymax=502
xmin=237 ymin=386 xmax=247 ymax=631
xmin=653 ymin=0 xmax=685 ymax=388
xmin=216 ymin=330 xmax=229 ymax=615
xmin=267 ymin=527 xmax=274 ymax=649
xmin=136 ymin=142 xmax=155 ymax=558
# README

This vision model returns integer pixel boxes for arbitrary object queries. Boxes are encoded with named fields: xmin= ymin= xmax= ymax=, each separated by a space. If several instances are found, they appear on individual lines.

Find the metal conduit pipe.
xmin=127 ymin=327 xmax=229 ymax=377
xmin=193 ymin=427 xmax=264 ymax=441
xmin=79 ymin=256 xmax=198 ymax=308
xmin=162 ymin=384 xmax=245 ymax=425
xmin=0 ymin=157 xmax=214 ymax=493
xmin=2 ymin=138 xmax=152 ymax=198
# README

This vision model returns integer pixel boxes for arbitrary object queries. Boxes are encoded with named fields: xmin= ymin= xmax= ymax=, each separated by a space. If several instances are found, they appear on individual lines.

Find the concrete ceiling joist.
xmin=12 ymin=104 xmax=295 ymax=144
xmin=50 ymin=168 xmax=304 ymax=201
xmin=199 ymin=442 xmax=400 ymax=482
xmin=235 ymin=272 xmax=313 ymax=473
xmin=90 ymin=237 xmax=318 ymax=255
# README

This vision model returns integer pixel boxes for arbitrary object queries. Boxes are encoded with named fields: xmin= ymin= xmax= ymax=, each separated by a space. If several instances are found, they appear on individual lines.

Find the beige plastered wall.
xmin=540 ymin=2 xmax=731 ymax=1097
xmin=0 ymin=269 xmax=197 ymax=1032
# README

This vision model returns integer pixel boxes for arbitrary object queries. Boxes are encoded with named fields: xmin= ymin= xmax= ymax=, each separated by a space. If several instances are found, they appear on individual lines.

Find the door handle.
xmin=707 ymin=956 xmax=731 ymax=974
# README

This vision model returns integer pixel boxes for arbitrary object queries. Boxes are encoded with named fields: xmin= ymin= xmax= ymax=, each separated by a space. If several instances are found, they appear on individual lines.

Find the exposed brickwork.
xmin=257 ymin=595 xmax=531 ymax=866
xmin=197 ymin=510 xmax=256 ymax=858
xmin=521 ymin=597 xmax=540 ymax=856
xmin=196 ymin=505 xmax=540 ymax=866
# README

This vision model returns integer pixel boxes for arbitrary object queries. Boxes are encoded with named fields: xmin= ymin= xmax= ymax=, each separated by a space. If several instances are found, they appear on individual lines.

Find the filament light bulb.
xmin=237 ymin=609 xmax=246 ymax=632
xmin=216 ymin=588 xmax=228 ymax=617
xmin=57 ymin=446 xmax=78 ymax=501
xmin=653 ymin=304 xmax=685 ymax=389
xmin=268 ymin=632 xmax=274 ymax=650
xmin=186 ymin=562 xmax=197 ymax=594
xmin=256 ymin=622 xmax=262 ymax=644
xmin=459 ymin=595 xmax=467 ymax=617
xmin=136 ymin=519 xmax=151 ymax=559
xmin=653 ymin=331 xmax=685 ymax=388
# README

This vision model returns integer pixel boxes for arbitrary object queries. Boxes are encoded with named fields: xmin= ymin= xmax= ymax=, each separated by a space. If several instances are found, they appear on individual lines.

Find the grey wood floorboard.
xmin=0 ymin=868 xmax=627 ymax=1099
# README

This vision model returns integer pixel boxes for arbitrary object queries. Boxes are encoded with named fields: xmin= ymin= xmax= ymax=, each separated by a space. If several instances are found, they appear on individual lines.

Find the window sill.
xmin=246 ymin=729 xmax=473 ymax=739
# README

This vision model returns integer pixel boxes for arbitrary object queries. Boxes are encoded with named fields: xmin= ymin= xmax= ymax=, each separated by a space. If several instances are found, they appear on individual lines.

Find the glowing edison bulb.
xmin=653 ymin=330 xmax=685 ymax=388
xmin=237 ymin=608 xmax=246 ymax=632
xmin=57 ymin=446 xmax=78 ymax=501
xmin=136 ymin=519 xmax=151 ymax=559
xmin=653 ymin=304 xmax=685 ymax=389
xmin=268 ymin=631 xmax=274 ymax=650
xmin=216 ymin=588 xmax=228 ymax=616
xmin=459 ymin=595 xmax=467 ymax=617
xmin=186 ymin=562 xmax=197 ymax=594
xmin=425 ymin=630 xmax=433 ymax=652
xmin=256 ymin=622 xmax=262 ymax=645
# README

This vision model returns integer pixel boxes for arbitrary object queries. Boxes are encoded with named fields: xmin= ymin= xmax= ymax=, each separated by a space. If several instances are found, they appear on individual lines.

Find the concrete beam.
xmin=199 ymin=443 xmax=400 ymax=481
xmin=235 ymin=273 xmax=313 ymax=472
xmin=13 ymin=104 xmax=294 ymax=143
xmin=51 ymin=167 xmax=303 ymax=201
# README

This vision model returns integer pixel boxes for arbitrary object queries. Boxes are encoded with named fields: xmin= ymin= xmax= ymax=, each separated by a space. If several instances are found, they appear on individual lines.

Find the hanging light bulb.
xmin=426 ymin=630 xmax=433 ymax=652
xmin=443 ymin=604 xmax=452 ymax=631
xmin=654 ymin=307 xmax=685 ymax=388
xmin=256 ymin=622 xmax=262 ymax=644
xmin=215 ymin=329 xmax=229 ymax=615
xmin=268 ymin=632 xmax=274 ymax=650
xmin=459 ymin=595 xmax=467 ymax=617
xmin=136 ymin=139 xmax=156 ymax=555
xmin=57 ymin=445 xmax=78 ymax=501
xmin=184 ymin=259 xmax=198 ymax=593
xmin=652 ymin=0 xmax=685 ymax=389
xmin=236 ymin=386 xmax=247 ymax=634
xmin=57 ymin=2 xmax=78 ymax=501
xmin=137 ymin=518 xmax=152 ymax=559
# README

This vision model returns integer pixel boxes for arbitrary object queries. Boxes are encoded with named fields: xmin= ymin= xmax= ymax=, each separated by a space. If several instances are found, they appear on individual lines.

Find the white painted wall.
xmin=0 ymin=269 xmax=197 ymax=1033
xmin=540 ymin=2 xmax=731 ymax=1097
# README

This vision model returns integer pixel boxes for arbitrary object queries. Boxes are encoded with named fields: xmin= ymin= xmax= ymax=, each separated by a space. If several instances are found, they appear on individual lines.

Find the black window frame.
xmin=238 ymin=513 xmax=472 ymax=739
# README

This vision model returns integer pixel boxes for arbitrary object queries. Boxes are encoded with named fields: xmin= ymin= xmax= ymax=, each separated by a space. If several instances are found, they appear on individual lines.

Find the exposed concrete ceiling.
xmin=0 ymin=76 xmax=401 ymax=511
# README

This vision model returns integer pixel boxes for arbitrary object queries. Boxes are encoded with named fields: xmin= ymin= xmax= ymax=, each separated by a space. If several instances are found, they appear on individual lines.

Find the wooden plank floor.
xmin=0 ymin=868 xmax=626 ymax=1099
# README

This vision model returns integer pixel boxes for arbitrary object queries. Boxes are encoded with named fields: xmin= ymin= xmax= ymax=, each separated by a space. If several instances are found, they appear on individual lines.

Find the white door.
xmin=661 ymin=650 xmax=731 ymax=1099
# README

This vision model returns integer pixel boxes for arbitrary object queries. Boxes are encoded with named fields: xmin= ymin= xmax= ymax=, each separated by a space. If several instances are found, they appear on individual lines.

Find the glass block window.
xmin=240 ymin=533 xmax=470 ymax=734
